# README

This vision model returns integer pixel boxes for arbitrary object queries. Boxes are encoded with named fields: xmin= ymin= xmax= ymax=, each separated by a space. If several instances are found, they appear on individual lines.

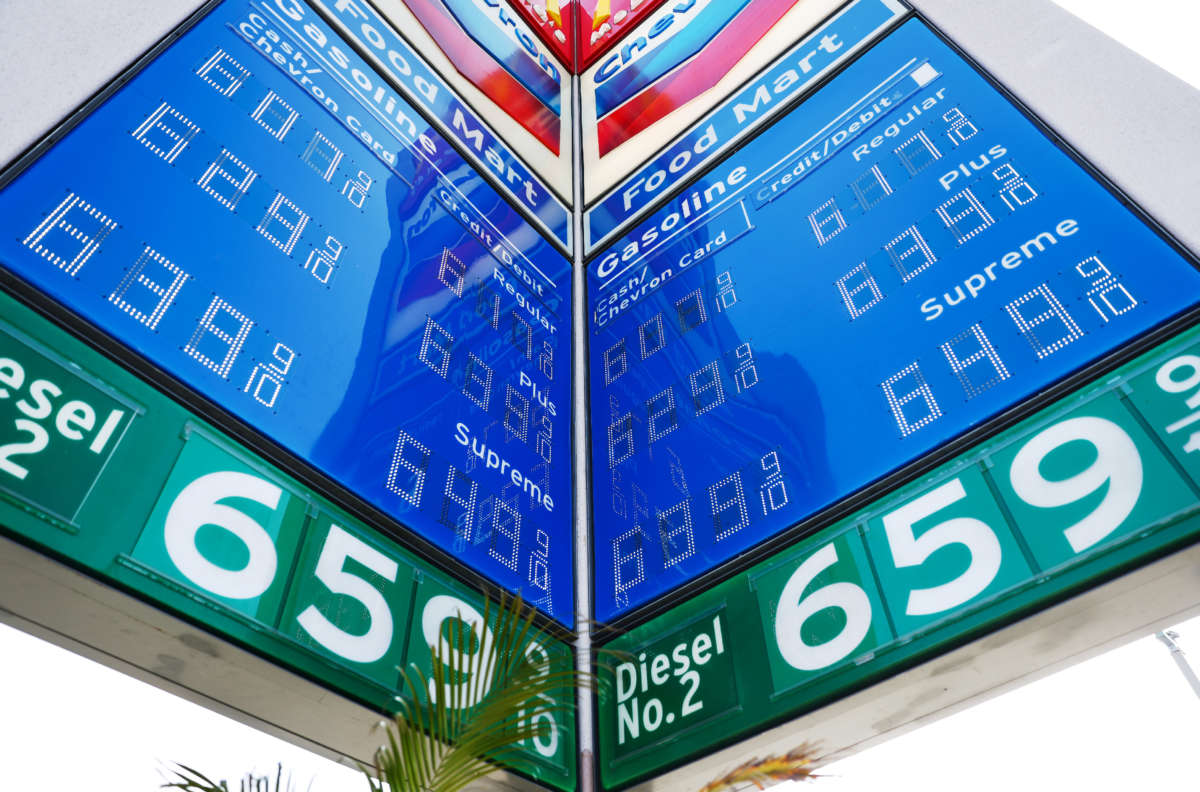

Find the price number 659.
xmin=774 ymin=415 xmax=1142 ymax=673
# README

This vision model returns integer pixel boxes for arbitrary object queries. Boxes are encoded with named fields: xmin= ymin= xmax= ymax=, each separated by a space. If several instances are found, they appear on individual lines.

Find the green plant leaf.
xmin=367 ymin=591 xmax=593 ymax=792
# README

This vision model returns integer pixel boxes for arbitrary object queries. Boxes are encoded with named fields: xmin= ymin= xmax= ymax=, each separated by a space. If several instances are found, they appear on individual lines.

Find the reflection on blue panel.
xmin=587 ymin=18 xmax=1200 ymax=622
xmin=0 ymin=0 xmax=573 ymax=624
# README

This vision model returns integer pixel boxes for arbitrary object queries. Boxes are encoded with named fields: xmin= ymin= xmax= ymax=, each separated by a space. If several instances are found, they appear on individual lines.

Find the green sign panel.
xmin=0 ymin=292 xmax=575 ymax=792
xmin=0 ymin=324 xmax=136 ymax=522
xmin=598 ymin=324 xmax=1200 ymax=790
xmin=612 ymin=609 xmax=738 ymax=755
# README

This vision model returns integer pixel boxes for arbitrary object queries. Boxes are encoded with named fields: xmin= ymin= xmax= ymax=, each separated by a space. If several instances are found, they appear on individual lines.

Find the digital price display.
xmin=0 ymin=289 xmax=577 ymax=791
xmin=597 ymin=324 xmax=1200 ymax=790
xmin=587 ymin=18 xmax=1200 ymax=622
xmin=0 ymin=0 xmax=573 ymax=623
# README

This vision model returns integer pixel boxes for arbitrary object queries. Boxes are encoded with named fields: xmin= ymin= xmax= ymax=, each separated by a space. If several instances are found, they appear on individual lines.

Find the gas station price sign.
xmin=587 ymin=18 xmax=1200 ymax=622
xmin=0 ymin=289 xmax=577 ymax=791
xmin=597 ymin=322 xmax=1200 ymax=789
xmin=0 ymin=0 xmax=574 ymax=623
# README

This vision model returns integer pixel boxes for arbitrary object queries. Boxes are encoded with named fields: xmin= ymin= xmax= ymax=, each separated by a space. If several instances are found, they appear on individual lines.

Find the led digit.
xmin=646 ymin=386 xmax=678 ymax=444
xmin=689 ymin=361 xmax=726 ymax=416
xmin=243 ymin=343 xmax=294 ymax=408
xmin=884 ymin=226 xmax=937 ymax=282
xmin=23 ymin=193 xmax=118 ymax=275
xmin=488 ymin=496 xmax=522 ymax=571
xmin=108 ymin=245 xmax=190 ymax=330
xmin=604 ymin=339 xmax=628 ymax=386
xmin=475 ymin=279 xmax=501 ymax=330
xmin=341 ymin=169 xmax=372 ymax=209
xmin=607 ymin=412 xmax=634 ymax=468
xmin=1005 ymin=284 xmax=1084 ymax=359
xmin=709 ymin=472 xmax=749 ymax=541
xmin=731 ymin=343 xmax=759 ymax=393
xmin=418 ymin=316 xmax=454 ymax=379
xmin=850 ymin=164 xmax=894 ymax=211
xmin=301 ymin=130 xmax=343 ymax=182
xmin=675 ymin=288 xmax=708 ymax=333
xmin=256 ymin=192 xmax=309 ymax=255
xmin=303 ymin=235 xmax=343 ymax=284
xmin=657 ymin=499 xmax=695 ymax=566
xmin=881 ymin=362 xmax=942 ymax=437
xmin=1076 ymin=256 xmax=1137 ymax=322
xmin=538 ymin=339 xmax=554 ymax=381
xmin=894 ymin=130 xmax=942 ymax=175
xmin=197 ymin=148 xmax=257 ymax=211
xmin=936 ymin=187 xmax=995 ymax=245
xmin=195 ymin=48 xmax=249 ymax=96
xmin=503 ymin=385 xmax=530 ymax=443
xmin=536 ymin=410 xmax=553 ymax=463
xmin=461 ymin=353 xmax=493 ymax=411
xmin=131 ymin=102 xmax=200 ymax=163
xmin=183 ymin=297 xmax=254 ymax=378
xmin=992 ymin=162 xmax=1038 ymax=211
xmin=510 ymin=311 xmax=534 ymax=360
xmin=942 ymin=107 xmax=979 ymax=146
xmin=809 ymin=197 xmax=848 ymax=246
xmin=249 ymin=90 xmax=299 ymax=141
xmin=714 ymin=271 xmax=738 ymax=311
xmin=612 ymin=528 xmax=645 ymax=607
xmin=836 ymin=263 xmax=885 ymax=320
xmin=639 ymin=313 xmax=666 ymax=359
xmin=940 ymin=324 xmax=1009 ymax=399
xmin=437 ymin=248 xmax=466 ymax=297
xmin=385 ymin=429 xmax=430 ymax=507
xmin=760 ymin=451 xmax=788 ymax=514
xmin=440 ymin=465 xmax=479 ymax=540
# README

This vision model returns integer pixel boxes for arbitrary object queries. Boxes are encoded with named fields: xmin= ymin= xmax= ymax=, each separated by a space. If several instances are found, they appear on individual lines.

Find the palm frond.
xmin=168 ymin=592 xmax=597 ymax=792
xmin=368 ymin=591 xmax=594 ymax=792
xmin=161 ymin=762 xmax=301 ymax=792
xmin=697 ymin=744 xmax=823 ymax=792
xmin=160 ymin=763 xmax=229 ymax=792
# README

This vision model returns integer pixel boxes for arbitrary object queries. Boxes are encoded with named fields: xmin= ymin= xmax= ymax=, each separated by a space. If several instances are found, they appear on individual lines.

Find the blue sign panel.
xmin=587 ymin=18 xmax=1200 ymax=622
xmin=0 ymin=0 xmax=574 ymax=624
xmin=306 ymin=0 xmax=574 ymax=253
xmin=583 ymin=0 xmax=904 ymax=253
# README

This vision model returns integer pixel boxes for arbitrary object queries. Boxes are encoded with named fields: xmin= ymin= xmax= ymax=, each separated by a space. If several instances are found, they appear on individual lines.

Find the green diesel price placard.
xmin=612 ymin=608 xmax=738 ymax=753
xmin=0 ymin=323 xmax=136 ymax=522
xmin=599 ymin=324 xmax=1200 ymax=790
xmin=0 ymin=291 xmax=576 ymax=792
xmin=750 ymin=529 xmax=891 ymax=696
xmin=131 ymin=431 xmax=309 ymax=624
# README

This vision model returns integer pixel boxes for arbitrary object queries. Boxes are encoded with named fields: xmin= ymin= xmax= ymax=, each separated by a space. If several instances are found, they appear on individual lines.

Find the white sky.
xmin=2 ymin=2 xmax=1200 ymax=791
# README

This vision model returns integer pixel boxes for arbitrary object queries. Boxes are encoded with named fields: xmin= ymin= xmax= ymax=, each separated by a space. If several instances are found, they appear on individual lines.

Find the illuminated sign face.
xmin=584 ymin=0 xmax=905 ymax=252
xmin=504 ymin=0 xmax=576 ymax=68
xmin=356 ymin=0 xmax=575 ymax=220
xmin=586 ymin=18 xmax=1200 ymax=621
xmin=0 ymin=0 xmax=574 ymax=624
xmin=580 ymin=0 xmax=854 ymax=218
xmin=576 ymin=0 xmax=669 ymax=71
xmin=500 ymin=0 xmax=677 ymax=75
xmin=0 ymin=290 xmax=578 ymax=792
xmin=597 ymin=322 xmax=1200 ymax=789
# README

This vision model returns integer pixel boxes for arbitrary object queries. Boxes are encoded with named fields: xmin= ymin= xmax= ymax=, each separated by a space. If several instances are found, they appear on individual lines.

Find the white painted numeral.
xmin=297 ymin=525 xmax=398 ymax=663
xmin=881 ymin=478 xmax=1001 ymax=616
xmin=163 ymin=471 xmax=281 ymax=599
xmin=1010 ymin=417 xmax=1142 ymax=553
xmin=775 ymin=543 xmax=872 ymax=671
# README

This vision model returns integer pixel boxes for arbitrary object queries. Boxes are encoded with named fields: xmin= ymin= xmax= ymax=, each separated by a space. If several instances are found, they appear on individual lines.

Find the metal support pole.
xmin=1155 ymin=631 xmax=1200 ymax=700
xmin=572 ymin=64 xmax=596 ymax=792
